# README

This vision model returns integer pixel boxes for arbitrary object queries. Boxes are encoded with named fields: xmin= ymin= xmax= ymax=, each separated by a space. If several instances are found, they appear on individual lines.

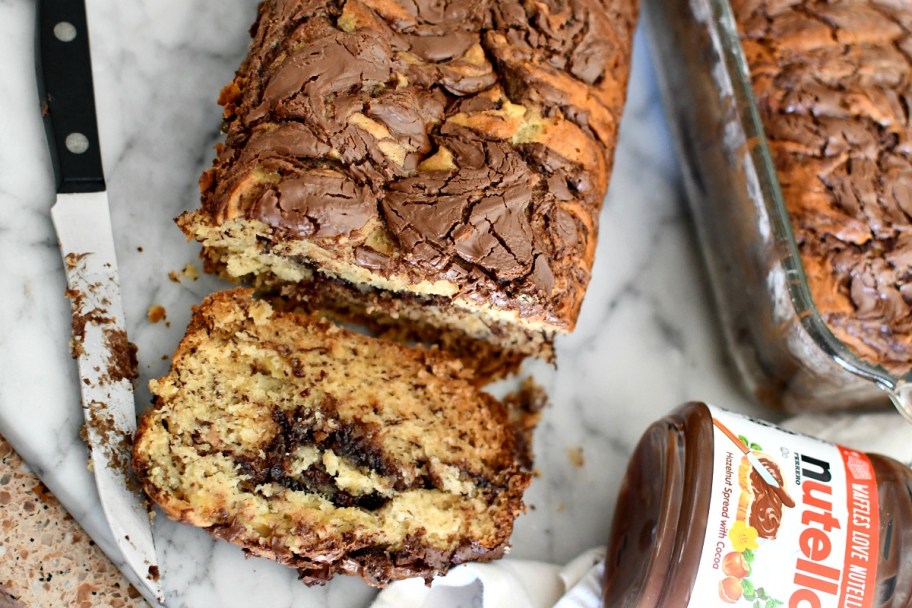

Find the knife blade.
xmin=745 ymin=451 xmax=781 ymax=489
xmin=711 ymin=417 xmax=781 ymax=489
xmin=35 ymin=0 xmax=164 ymax=603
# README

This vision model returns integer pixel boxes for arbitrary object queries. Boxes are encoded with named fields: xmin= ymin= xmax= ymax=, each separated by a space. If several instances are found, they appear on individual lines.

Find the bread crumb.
xmin=183 ymin=263 xmax=200 ymax=281
xmin=556 ymin=502 xmax=566 ymax=512
xmin=147 ymin=305 xmax=167 ymax=324
xmin=168 ymin=263 xmax=200 ymax=283
xmin=566 ymin=446 xmax=584 ymax=468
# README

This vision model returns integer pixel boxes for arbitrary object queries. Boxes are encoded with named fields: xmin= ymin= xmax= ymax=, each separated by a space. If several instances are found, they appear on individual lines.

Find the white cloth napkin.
xmin=369 ymin=548 xmax=605 ymax=608
xmin=370 ymin=410 xmax=912 ymax=608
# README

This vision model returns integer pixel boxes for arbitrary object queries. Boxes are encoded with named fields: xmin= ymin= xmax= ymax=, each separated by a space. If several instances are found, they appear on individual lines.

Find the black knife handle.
xmin=36 ymin=0 xmax=105 ymax=194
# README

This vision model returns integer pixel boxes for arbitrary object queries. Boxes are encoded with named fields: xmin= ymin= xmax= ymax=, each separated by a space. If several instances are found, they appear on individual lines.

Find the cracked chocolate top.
xmin=732 ymin=0 xmax=912 ymax=373
xmin=196 ymin=0 xmax=637 ymax=330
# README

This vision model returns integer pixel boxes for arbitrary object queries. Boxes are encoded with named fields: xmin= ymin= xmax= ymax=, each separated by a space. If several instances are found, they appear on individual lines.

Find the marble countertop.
xmin=0 ymin=1 xmax=775 ymax=606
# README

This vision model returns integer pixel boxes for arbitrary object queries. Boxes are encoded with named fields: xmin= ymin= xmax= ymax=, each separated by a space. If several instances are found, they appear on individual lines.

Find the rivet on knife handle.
xmin=36 ymin=0 xmax=105 ymax=194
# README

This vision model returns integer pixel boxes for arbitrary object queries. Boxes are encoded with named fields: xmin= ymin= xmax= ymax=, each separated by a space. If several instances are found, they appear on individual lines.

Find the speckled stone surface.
xmin=0 ymin=589 xmax=24 ymax=608
xmin=0 ymin=435 xmax=148 ymax=608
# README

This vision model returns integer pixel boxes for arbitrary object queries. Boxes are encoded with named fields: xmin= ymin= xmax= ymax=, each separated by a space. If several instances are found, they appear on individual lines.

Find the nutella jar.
xmin=603 ymin=403 xmax=912 ymax=607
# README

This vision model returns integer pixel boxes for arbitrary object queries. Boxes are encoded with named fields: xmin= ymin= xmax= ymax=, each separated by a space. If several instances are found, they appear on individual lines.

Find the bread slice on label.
xmin=132 ymin=289 xmax=534 ymax=587
xmin=736 ymin=451 xmax=793 ymax=540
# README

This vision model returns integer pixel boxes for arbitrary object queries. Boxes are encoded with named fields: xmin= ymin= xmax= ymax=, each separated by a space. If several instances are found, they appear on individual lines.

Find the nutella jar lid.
xmin=602 ymin=420 xmax=685 ymax=605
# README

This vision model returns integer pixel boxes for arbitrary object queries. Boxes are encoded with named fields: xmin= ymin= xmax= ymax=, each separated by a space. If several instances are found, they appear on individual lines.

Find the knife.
xmin=711 ymin=417 xmax=781 ymax=489
xmin=35 ymin=1 xmax=164 ymax=603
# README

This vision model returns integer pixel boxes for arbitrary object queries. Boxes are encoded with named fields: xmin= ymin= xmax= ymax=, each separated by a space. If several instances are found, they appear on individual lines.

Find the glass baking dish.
xmin=641 ymin=0 xmax=912 ymax=418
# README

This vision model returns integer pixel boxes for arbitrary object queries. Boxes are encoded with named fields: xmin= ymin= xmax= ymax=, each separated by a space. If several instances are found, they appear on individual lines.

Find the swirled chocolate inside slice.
xmin=132 ymin=289 xmax=535 ymax=587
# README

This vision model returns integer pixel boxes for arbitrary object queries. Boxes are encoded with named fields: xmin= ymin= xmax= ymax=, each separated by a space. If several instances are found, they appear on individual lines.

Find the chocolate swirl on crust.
xmin=749 ymin=456 xmax=795 ymax=539
xmin=192 ymin=0 xmax=638 ymax=332
xmin=731 ymin=0 xmax=912 ymax=373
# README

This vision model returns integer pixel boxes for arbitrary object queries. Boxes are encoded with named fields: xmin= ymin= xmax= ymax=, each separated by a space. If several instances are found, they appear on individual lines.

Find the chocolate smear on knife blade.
xmin=63 ymin=252 xmax=144 ymax=500
xmin=84 ymin=402 xmax=145 ymax=500
xmin=101 ymin=327 xmax=138 ymax=384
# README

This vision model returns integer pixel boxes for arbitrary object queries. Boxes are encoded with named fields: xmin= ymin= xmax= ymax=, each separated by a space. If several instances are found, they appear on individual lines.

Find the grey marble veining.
xmin=0 ymin=1 xmax=770 ymax=606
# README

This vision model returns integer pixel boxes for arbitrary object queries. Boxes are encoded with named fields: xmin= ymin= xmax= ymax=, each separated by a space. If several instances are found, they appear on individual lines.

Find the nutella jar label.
xmin=689 ymin=406 xmax=880 ymax=608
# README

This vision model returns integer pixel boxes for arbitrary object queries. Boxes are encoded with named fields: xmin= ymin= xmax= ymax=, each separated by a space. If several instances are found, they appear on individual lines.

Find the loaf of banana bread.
xmin=732 ymin=0 xmax=912 ymax=374
xmin=179 ymin=0 xmax=638 ymax=363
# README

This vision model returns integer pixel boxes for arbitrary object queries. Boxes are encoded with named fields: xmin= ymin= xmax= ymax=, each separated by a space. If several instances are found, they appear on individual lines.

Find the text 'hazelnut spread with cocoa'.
xmin=603 ymin=403 xmax=912 ymax=607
